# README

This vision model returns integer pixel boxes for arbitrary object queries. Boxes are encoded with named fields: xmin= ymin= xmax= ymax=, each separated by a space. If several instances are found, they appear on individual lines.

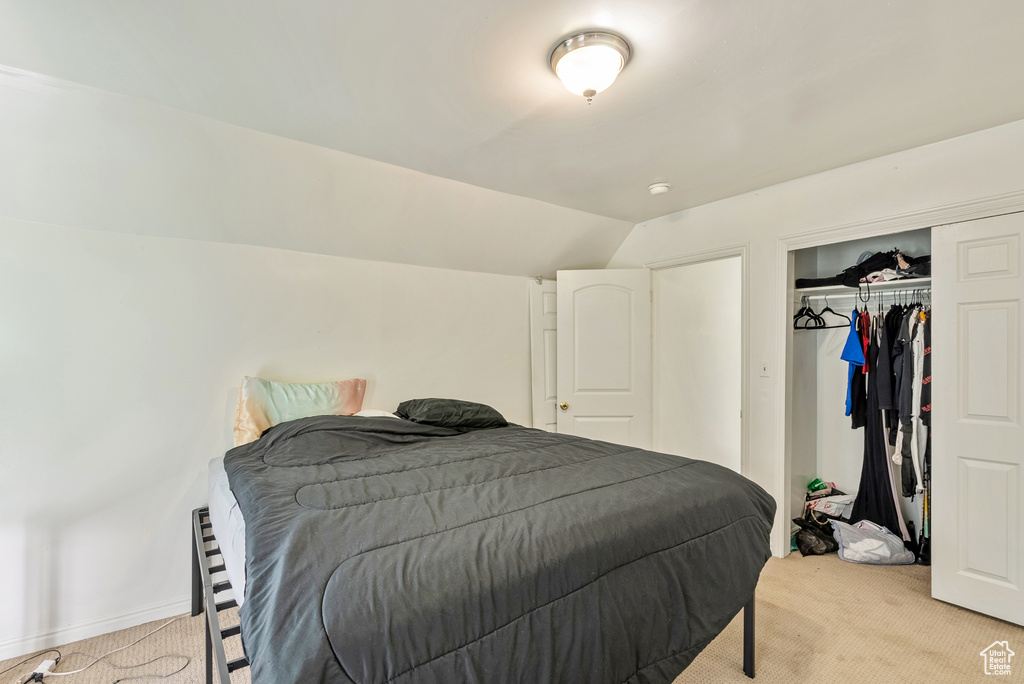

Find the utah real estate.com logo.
xmin=980 ymin=641 xmax=1014 ymax=676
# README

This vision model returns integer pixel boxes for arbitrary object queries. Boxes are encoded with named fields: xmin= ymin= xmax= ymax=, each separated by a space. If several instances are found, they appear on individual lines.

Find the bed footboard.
xmin=192 ymin=507 xmax=249 ymax=684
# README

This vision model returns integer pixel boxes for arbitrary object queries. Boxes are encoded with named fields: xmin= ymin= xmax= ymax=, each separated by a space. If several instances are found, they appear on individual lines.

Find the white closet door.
xmin=529 ymin=279 xmax=558 ymax=431
xmin=556 ymin=269 xmax=651 ymax=448
xmin=933 ymin=213 xmax=1023 ymax=626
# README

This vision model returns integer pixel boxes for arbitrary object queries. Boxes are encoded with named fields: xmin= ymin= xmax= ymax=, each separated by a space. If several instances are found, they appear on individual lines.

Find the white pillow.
xmin=233 ymin=376 xmax=366 ymax=446
xmin=355 ymin=409 xmax=399 ymax=418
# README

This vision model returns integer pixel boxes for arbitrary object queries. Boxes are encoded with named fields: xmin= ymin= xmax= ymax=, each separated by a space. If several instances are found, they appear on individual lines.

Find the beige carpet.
xmin=3 ymin=554 xmax=1022 ymax=683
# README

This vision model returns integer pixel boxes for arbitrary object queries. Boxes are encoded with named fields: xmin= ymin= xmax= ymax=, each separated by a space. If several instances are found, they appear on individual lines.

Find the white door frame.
xmin=529 ymin=278 xmax=558 ymax=431
xmin=645 ymin=245 xmax=751 ymax=476
xmin=771 ymin=188 xmax=1024 ymax=558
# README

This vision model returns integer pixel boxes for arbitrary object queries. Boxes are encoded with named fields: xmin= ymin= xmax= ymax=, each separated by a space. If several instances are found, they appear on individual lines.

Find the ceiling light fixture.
xmin=549 ymin=30 xmax=631 ymax=103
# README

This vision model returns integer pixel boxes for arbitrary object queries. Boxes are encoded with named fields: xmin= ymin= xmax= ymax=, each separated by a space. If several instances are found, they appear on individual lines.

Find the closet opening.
xmin=785 ymin=227 xmax=933 ymax=572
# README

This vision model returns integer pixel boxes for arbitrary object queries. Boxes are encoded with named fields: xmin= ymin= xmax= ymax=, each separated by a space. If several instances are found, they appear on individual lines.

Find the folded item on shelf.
xmin=861 ymin=268 xmax=901 ymax=283
xmin=795 ymin=249 xmax=930 ymax=289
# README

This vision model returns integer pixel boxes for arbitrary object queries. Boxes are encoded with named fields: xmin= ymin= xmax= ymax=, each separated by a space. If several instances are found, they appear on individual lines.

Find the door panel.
xmin=570 ymin=415 xmax=634 ymax=445
xmin=556 ymin=269 xmax=651 ymax=449
xmin=529 ymin=279 xmax=558 ymax=431
xmin=933 ymin=213 xmax=1023 ymax=625
xmin=959 ymin=301 xmax=1018 ymax=422
xmin=957 ymin=458 xmax=1018 ymax=585
xmin=573 ymin=286 xmax=633 ymax=391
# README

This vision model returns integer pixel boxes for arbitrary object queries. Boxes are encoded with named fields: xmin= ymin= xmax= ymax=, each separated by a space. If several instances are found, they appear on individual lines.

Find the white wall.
xmin=0 ymin=216 xmax=531 ymax=658
xmin=0 ymin=63 xmax=626 ymax=658
xmin=608 ymin=117 xmax=1024 ymax=555
xmin=652 ymin=257 xmax=741 ymax=471
xmin=0 ymin=66 xmax=633 ymax=279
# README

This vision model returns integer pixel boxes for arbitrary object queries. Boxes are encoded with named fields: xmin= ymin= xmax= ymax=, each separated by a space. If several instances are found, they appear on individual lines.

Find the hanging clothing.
xmin=881 ymin=410 xmax=911 ymax=541
xmin=822 ymin=294 xmax=931 ymax=544
xmin=850 ymin=330 xmax=905 ymax=536
xmin=895 ymin=308 xmax=926 ymax=495
xmin=883 ymin=304 xmax=904 ymax=445
xmin=873 ymin=319 xmax=910 ymax=540
xmin=858 ymin=310 xmax=872 ymax=374
xmin=841 ymin=309 xmax=866 ymax=424
xmin=875 ymin=312 xmax=894 ymax=410
xmin=920 ymin=311 xmax=932 ymax=426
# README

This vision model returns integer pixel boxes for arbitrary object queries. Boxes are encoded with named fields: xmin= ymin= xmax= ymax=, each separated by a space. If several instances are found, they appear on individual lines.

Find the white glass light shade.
xmin=555 ymin=45 xmax=624 ymax=97
xmin=550 ymin=31 xmax=631 ymax=100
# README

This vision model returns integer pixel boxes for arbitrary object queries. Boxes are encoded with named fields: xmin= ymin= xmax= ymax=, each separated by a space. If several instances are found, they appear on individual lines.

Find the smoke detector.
xmin=648 ymin=182 xmax=671 ymax=196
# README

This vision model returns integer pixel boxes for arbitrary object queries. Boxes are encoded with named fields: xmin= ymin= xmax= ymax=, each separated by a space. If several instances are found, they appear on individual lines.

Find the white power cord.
xmin=13 ymin=615 xmax=190 ymax=683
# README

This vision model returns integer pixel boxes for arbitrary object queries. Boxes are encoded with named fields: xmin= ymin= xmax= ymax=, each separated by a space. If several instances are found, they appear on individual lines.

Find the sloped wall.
xmin=0 ymin=66 xmax=632 ymax=279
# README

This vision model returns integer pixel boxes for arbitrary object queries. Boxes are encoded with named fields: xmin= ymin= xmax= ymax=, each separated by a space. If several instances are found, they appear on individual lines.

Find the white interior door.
xmin=653 ymin=257 xmax=742 ymax=471
xmin=556 ymin=269 xmax=651 ymax=448
xmin=529 ymin=279 xmax=558 ymax=431
xmin=933 ymin=213 xmax=1023 ymax=626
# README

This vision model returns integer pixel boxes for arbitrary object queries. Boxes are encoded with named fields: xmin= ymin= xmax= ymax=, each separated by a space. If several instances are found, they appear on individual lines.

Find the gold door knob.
xmin=559 ymin=401 xmax=569 ymax=411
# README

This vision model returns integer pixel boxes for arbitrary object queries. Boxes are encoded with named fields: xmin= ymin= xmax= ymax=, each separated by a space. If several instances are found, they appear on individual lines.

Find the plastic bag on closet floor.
xmin=830 ymin=519 xmax=915 ymax=565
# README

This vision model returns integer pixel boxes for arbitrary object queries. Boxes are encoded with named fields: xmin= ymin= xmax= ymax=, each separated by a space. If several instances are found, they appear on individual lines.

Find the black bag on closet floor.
xmin=793 ymin=517 xmax=840 ymax=556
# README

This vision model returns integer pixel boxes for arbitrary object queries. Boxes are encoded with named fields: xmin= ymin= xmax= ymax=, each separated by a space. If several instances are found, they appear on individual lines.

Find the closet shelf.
xmin=795 ymin=277 xmax=931 ymax=298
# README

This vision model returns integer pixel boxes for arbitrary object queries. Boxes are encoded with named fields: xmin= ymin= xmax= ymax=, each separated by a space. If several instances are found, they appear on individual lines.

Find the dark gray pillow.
xmin=395 ymin=398 xmax=507 ymax=430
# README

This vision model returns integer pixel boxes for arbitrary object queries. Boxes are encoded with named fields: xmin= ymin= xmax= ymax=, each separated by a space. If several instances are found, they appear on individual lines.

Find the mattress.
xmin=225 ymin=415 xmax=775 ymax=683
xmin=207 ymin=456 xmax=247 ymax=605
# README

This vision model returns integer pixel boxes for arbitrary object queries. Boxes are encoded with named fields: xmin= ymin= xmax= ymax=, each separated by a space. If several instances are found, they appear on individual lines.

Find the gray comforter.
xmin=224 ymin=416 xmax=775 ymax=684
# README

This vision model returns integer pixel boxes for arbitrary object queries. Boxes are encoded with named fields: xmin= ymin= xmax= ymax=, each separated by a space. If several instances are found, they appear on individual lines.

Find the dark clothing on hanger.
xmin=875 ymin=317 xmax=893 ymax=410
xmin=850 ymin=333 xmax=904 ymax=535
xmin=885 ymin=305 xmax=904 ymax=444
xmin=890 ymin=307 xmax=910 ymax=445
xmin=851 ymin=364 xmax=867 ymax=429
xmin=921 ymin=312 xmax=932 ymax=426
xmin=897 ymin=309 xmax=918 ymax=427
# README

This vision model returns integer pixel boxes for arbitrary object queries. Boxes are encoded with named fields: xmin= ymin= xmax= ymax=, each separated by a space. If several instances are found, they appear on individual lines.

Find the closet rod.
xmin=801 ymin=288 xmax=930 ymax=300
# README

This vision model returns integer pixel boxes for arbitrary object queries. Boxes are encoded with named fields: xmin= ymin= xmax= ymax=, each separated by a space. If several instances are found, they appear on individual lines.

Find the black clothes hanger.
xmin=818 ymin=294 xmax=851 ymax=326
xmin=796 ymin=294 xmax=849 ymax=330
xmin=858 ymin=282 xmax=872 ymax=305
xmin=793 ymin=295 xmax=824 ymax=330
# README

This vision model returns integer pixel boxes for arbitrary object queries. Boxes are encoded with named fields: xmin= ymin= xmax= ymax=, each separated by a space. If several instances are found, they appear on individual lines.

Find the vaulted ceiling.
xmin=2 ymin=1 xmax=1024 ymax=224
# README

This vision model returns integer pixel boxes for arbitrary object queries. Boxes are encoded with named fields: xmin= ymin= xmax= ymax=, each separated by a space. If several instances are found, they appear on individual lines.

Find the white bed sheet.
xmin=208 ymin=457 xmax=247 ymax=605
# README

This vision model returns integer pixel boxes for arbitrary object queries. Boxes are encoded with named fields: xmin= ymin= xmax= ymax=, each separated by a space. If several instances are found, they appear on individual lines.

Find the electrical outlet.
xmin=759 ymin=361 xmax=770 ymax=378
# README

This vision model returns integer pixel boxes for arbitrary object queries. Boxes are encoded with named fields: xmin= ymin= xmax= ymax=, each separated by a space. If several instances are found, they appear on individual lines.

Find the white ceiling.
xmin=2 ymin=1 xmax=1024 ymax=224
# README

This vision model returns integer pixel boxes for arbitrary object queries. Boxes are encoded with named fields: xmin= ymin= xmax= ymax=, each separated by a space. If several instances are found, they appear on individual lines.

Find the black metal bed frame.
xmin=191 ymin=506 xmax=757 ymax=683
xmin=191 ymin=507 xmax=249 ymax=684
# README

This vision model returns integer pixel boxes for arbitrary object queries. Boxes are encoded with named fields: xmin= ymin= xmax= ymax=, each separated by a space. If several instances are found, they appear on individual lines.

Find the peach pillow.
xmin=233 ymin=376 xmax=366 ymax=446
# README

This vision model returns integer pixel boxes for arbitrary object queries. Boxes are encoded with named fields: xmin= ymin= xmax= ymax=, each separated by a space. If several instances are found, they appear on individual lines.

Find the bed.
xmin=192 ymin=410 xmax=774 ymax=684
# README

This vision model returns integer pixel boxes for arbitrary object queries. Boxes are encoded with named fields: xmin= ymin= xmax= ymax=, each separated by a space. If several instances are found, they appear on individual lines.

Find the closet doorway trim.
xmin=770 ymin=187 xmax=1024 ymax=558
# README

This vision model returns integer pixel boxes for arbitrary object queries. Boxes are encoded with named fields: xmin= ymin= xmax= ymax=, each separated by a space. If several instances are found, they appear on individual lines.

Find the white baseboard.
xmin=0 ymin=595 xmax=192 ymax=662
